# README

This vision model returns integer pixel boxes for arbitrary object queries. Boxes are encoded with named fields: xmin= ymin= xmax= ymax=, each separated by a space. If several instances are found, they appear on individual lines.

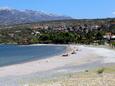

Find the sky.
xmin=0 ymin=0 xmax=115 ymax=19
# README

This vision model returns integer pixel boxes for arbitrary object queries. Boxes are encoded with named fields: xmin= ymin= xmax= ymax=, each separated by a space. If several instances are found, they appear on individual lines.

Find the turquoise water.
xmin=0 ymin=44 xmax=66 ymax=67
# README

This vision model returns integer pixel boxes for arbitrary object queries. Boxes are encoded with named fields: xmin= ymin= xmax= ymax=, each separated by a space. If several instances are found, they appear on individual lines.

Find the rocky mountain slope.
xmin=0 ymin=8 xmax=72 ymax=25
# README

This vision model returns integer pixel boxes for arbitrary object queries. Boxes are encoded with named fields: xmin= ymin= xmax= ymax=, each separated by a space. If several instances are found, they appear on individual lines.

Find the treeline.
xmin=36 ymin=31 xmax=104 ymax=44
xmin=0 ymin=19 xmax=115 ymax=45
xmin=0 ymin=29 xmax=105 ymax=44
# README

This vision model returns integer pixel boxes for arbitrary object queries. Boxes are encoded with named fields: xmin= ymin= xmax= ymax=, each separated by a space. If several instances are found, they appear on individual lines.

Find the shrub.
xmin=97 ymin=68 xmax=104 ymax=74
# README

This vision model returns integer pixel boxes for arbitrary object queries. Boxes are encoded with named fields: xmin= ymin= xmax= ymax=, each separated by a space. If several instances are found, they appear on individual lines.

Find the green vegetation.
xmin=0 ymin=29 xmax=105 ymax=44
xmin=91 ymin=66 xmax=115 ymax=73
xmin=97 ymin=68 xmax=105 ymax=74
xmin=0 ymin=19 xmax=115 ymax=45
xmin=112 ymin=42 xmax=115 ymax=46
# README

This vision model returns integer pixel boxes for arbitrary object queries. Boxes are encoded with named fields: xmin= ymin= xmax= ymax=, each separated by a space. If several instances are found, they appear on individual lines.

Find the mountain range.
xmin=0 ymin=8 xmax=72 ymax=25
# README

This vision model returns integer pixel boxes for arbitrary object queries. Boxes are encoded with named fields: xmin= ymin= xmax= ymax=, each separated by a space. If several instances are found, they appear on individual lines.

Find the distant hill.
xmin=0 ymin=8 xmax=72 ymax=25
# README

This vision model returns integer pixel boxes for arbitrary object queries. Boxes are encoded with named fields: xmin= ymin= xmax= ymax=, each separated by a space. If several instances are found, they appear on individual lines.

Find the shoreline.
xmin=0 ymin=44 xmax=71 ymax=77
xmin=0 ymin=44 xmax=67 ymax=67
xmin=0 ymin=44 xmax=115 ymax=78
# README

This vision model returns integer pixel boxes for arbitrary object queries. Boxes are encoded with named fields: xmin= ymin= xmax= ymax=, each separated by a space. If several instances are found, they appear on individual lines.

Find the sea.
xmin=0 ymin=44 xmax=66 ymax=67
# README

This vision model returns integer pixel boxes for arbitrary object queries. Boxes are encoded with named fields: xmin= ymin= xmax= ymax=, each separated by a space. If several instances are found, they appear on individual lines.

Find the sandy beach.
xmin=0 ymin=44 xmax=115 ymax=86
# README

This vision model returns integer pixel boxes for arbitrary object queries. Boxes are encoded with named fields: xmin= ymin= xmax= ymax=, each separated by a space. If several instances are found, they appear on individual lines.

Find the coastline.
xmin=0 ymin=44 xmax=115 ymax=77
xmin=0 ymin=44 xmax=67 ymax=67
xmin=0 ymin=44 xmax=70 ymax=77
xmin=0 ymin=44 xmax=115 ymax=86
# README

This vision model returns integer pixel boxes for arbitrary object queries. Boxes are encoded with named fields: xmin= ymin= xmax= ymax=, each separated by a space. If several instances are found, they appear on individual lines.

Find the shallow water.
xmin=0 ymin=44 xmax=66 ymax=67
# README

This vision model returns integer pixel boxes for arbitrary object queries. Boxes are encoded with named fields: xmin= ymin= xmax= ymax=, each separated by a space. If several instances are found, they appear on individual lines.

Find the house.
xmin=8 ymin=33 xmax=15 ymax=38
xmin=103 ymin=32 xmax=112 ymax=40
xmin=103 ymin=32 xmax=115 ymax=44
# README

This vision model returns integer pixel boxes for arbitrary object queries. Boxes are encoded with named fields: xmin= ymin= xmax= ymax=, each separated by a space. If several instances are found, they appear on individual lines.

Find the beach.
xmin=0 ymin=44 xmax=115 ymax=86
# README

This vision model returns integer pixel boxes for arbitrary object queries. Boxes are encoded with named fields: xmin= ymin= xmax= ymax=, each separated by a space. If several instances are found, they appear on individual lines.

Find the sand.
xmin=0 ymin=45 xmax=115 ymax=77
xmin=0 ymin=44 xmax=115 ymax=86
xmin=25 ymin=72 xmax=115 ymax=86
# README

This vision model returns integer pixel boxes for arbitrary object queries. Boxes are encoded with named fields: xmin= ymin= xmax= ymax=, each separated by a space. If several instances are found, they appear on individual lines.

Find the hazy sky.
xmin=0 ymin=0 xmax=115 ymax=19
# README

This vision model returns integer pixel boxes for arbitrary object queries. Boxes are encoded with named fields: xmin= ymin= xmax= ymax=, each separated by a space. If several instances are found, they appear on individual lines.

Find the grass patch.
xmin=90 ymin=66 xmax=115 ymax=74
